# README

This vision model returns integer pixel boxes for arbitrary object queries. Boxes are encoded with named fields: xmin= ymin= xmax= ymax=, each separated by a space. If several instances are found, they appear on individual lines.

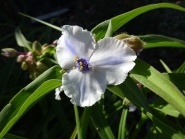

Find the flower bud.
xmin=53 ymin=39 xmax=58 ymax=45
xmin=32 ymin=50 xmax=40 ymax=57
xmin=17 ymin=55 xmax=25 ymax=62
xmin=1 ymin=48 xmax=17 ymax=57
xmin=29 ymin=73 xmax=35 ymax=80
xmin=42 ymin=43 xmax=48 ymax=49
xmin=26 ymin=55 xmax=34 ymax=63
xmin=26 ymin=52 xmax=33 ymax=56
xmin=114 ymin=33 xmax=131 ymax=40
xmin=34 ymin=71 xmax=41 ymax=78
xmin=125 ymin=36 xmax=145 ymax=53
xmin=21 ymin=62 xmax=28 ymax=70
xmin=36 ymin=61 xmax=49 ymax=72
xmin=114 ymin=34 xmax=145 ymax=54
xmin=42 ymin=46 xmax=56 ymax=56
xmin=33 ymin=41 xmax=42 ymax=53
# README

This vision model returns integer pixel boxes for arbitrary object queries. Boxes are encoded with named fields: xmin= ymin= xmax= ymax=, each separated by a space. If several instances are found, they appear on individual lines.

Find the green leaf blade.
xmin=130 ymin=59 xmax=185 ymax=117
xmin=19 ymin=13 xmax=62 ymax=32
xmin=15 ymin=28 xmax=32 ymax=51
xmin=92 ymin=3 xmax=185 ymax=40
xmin=0 ymin=66 xmax=62 ymax=138
xmin=139 ymin=34 xmax=185 ymax=49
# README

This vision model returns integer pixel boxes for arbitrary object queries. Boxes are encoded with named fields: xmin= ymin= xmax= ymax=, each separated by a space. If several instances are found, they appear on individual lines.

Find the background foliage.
xmin=0 ymin=0 xmax=185 ymax=139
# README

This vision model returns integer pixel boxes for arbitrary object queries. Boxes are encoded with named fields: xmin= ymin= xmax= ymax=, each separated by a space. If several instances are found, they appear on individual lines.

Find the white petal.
xmin=56 ymin=25 xmax=95 ymax=69
xmin=55 ymin=86 xmax=63 ymax=100
xmin=62 ymin=69 xmax=107 ymax=107
xmin=90 ymin=37 xmax=137 ymax=85
xmin=129 ymin=104 xmax=137 ymax=112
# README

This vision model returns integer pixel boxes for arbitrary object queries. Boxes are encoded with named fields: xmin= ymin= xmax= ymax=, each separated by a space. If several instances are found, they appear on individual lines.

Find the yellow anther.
xmin=74 ymin=56 xmax=79 ymax=62
xmin=80 ymin=66 xmax=83 ymax=71
xmin=79 ymin=61 xmax=83 ymax=65
xmin=72 ymin=66 xmax=76 ymax=69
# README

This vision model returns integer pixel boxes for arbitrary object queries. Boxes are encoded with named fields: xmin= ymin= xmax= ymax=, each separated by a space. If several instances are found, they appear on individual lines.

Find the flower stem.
xmin=74 ymin=105 xmax=82 ymax=139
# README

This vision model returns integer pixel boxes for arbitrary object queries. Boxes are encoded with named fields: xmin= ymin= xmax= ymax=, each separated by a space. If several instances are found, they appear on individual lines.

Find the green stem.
xmin=74 ymin=105 xmax=82 ymax=139
xmin=130 ymin=112 xmax=147 ymax=139
xmin=118 ymin=105 xmax=128 ymax=139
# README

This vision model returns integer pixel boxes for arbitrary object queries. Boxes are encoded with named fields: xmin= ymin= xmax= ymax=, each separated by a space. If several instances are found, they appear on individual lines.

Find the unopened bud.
xmin=1 ymin=48 xmax=17 ymax=57
xmin=33 ymin=41 xmax=42 ymax=53
xmin=53 ymin=39 xmax=58 ymax=45
xmin=42 ymin=46 xmax=55 ymax=56
xmin=137 ymin=83 xmax=142 ymax=88
xmin=42 ymin=43 xmax=48 ymax=49
xmin=125 ymin=37 xmax=145 ymax=53
xmin=36 ymin=61 xmax=49 ymax=72
xmin=29 ymin=73 xmax=35 ymax=80
xmin=114 ymin=34 xmax=145 ymax=54
xmin=21 ymin=62 xmax=28 ymax=70
xmin=26 ymin=52 xmax=33 ymax=56
xmin=26 ymin=55 xmax=34 ymax=63
xmin=114 ymin=33 xmax=131 ymax=40
xmin=34 ymin=71 xmax=41 ymax=78
xmin=17 ymin=55 xmax=25 ymax=62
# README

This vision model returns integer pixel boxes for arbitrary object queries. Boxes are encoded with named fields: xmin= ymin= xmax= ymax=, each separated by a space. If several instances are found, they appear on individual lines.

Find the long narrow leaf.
xmin=142 ymin=109 xmax=185 ymax=139
xmin=139 ymin=34 xmax=185 ymax=49
xmin=176 ymin=61 xmax=185 ymax=73
xmin=130 ymin=59 xmax=185 ymax=117
xmin=92 ymin=3 xmax=185 ymax=40
xmin=104 ymin=19 xmax=112 ymax=38
xmin=160 ymin=59 xmax=172 ymax=73
xmin=15 ymin=28 xmax=32 ymax=51
xmin=91 ymin=103 xmax=116 ymax=139
xmin=19 ymin=13 xmax=62 ymax=32
xmin=108 ymin=76 xmax=151 ymax=112
xmin=118 ymin=106 xmax=128 ymax=139
xmin=81 ymin=107 xmax=91 ymax=139
xmin=163 ymin=73 xmax=185 ymax=90
xmin=0 ymin=79 xmax=61 ymax=138
xmin=0 ymin=66 xmax=62 ymax=138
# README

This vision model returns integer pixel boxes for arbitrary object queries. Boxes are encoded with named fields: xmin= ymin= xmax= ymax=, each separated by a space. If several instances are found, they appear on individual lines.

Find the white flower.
xmin=55 ymin=86 xmax=63 ymax=100
xmin=56 ymin=25 xmax=137 ymax=107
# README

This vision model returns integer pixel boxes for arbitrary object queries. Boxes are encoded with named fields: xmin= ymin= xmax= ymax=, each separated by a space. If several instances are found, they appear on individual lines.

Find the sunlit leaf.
xmin=139 ymin=34 xmax=185 ymax=49
xmin=176 ymin=61 xmax=185 ymax=73
xmin=104 ymin=19 xmax=112 ymax=38
xmin=118 ymin=106 xmax=128 ymax=139
xmin=108 ymin=76 xmax=151 ymax=112
xmin=130 ymin=59 xmax=185 ymax=117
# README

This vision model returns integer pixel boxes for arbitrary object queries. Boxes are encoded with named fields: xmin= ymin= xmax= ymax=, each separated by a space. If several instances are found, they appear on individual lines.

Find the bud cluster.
xmin=2 ymin=40 xmax=58 ymax=80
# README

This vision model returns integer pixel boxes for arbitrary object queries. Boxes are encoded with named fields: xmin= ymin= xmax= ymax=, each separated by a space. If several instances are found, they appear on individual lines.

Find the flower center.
xmin=74 ymin=56 xmax=92 ymax=72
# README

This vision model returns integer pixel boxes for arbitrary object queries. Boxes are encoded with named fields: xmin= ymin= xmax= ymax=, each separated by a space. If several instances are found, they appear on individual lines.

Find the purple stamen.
xmin=76 ymin=58 xmax=91 ymax=72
